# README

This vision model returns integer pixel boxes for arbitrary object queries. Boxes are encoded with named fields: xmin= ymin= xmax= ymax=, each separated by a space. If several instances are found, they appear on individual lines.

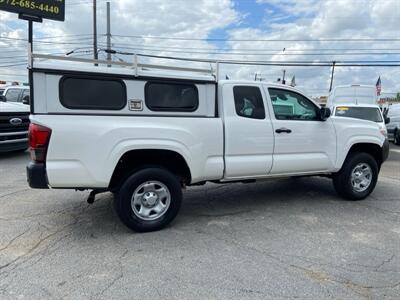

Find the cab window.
xmin=268 ymin=88 xmax=318 ymax=121
xmin=233 ymin=86 xmax=265 ymax=119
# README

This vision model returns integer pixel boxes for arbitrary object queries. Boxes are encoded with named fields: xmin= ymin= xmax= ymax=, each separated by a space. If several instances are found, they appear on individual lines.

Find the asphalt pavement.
xmin=0 ymin=145 xmax=399 ymax=299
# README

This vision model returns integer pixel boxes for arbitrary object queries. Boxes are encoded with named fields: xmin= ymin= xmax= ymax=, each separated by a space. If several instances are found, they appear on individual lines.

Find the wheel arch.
xmin=108 ymin=149 xmax=192 ymax=191
xmin=342 ymin=142 xmax=384 ymax=169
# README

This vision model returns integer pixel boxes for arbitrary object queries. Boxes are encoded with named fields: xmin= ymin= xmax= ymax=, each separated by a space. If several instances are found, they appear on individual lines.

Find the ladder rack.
xmin=30 ymin=53 xmax=218 ymax=81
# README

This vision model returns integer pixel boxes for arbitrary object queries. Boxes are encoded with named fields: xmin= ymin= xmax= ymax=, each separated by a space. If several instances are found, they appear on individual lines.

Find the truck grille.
xmin=0 ymin=113 xmax=30 ymax=144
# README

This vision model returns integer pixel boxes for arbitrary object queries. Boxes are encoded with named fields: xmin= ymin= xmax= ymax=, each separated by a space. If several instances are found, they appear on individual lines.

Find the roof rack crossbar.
xmin=31 ymin=53 xmax=215 ymax=78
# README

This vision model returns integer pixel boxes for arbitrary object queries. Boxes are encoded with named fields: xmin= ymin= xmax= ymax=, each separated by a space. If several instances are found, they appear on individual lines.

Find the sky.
xmin=0 ymin=0 xmax=399 ymax=97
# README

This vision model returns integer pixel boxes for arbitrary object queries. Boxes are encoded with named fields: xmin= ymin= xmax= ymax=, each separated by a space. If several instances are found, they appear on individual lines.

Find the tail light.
xmin=29 ymin=123 xmax=52 ymax=162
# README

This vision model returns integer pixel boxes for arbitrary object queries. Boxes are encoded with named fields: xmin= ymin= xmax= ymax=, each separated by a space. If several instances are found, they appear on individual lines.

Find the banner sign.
xmin=0 ymin=0 xmax=65 ymax=21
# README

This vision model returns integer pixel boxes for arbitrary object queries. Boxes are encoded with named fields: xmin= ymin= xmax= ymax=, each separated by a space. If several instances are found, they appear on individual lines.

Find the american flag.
xmin=376 ymin=76 xmax=382 ymax=96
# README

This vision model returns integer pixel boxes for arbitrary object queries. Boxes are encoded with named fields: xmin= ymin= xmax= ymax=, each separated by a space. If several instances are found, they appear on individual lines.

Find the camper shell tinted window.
xmin=59 ymin=76 xmax=126 ymax=110
xmin=145 ymin=82 xmax=199 ymax=112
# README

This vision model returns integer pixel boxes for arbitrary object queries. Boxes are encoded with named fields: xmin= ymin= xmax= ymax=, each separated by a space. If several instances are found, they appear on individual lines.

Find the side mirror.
xmin=22 ymin=95 xmax=30 ymax=105
xmin=320 ymin=107 xmax=331 ymax=121
xmin=385 ymin=117 xmax=390 ymax=124
xmin=0 ymin=95 xmax=6 ymax=102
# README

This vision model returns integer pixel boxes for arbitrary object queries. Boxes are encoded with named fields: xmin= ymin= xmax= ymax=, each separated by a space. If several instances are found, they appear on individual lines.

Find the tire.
xmin=332 ymin=152 xmax=378 ymax=200
xmin=114 ymin=167 xmax=182 ymax=232
xmin=394 ymin=129 xmax=400 ymax=145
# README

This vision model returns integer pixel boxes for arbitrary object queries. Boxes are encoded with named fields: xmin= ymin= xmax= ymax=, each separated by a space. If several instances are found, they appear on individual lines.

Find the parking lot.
xmin=0 ymin=145 xmax=399 ymax=299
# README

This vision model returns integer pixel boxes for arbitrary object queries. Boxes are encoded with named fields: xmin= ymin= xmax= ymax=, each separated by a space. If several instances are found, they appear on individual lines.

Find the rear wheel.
xmin=333 ymin=152 xmax=378 ymax=200
xmin=114 ymin=167 xmax=182 ymax=232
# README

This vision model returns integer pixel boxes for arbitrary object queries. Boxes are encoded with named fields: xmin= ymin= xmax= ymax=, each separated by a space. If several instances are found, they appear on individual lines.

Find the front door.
xmin=265 ymin=87 xmax=336 ymax=175
xmin=223 ymin=84 xmax=274 ymax=179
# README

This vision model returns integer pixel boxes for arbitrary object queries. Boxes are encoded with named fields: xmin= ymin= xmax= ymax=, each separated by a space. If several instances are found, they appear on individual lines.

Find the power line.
xmin=35 ymin=34 xmax=93 ymax=40
xmin=106 ymin=40 xmax=400 ymax=52
xmin=0 ymin=73 xmax=28 ymax=77
xmin=103 ymin=45 xmax=400 ymax=56
xmin=6 ymin=34 xmax=400 ymax=52
xmin=2 ymin=36 xmax=400 ymax=56
xmin=103 ymin=51 xmax=400 ymax=67
xmin=111 ymin=34 xmax=400 ymax=42
xmin=0 ymin=62 xmax=27 ymax=67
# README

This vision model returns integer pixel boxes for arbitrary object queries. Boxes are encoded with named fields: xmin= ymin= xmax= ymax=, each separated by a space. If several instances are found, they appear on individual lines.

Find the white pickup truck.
xmin=26 ymin=55 xmax=389 ymax=232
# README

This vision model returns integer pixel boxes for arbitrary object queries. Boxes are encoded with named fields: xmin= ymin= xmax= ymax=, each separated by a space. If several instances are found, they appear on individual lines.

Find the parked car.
xmin=0 ymin=100 xmax=30 ymax=153
xmin=386 ymin=103 xmax=400 ymax=145
xmin=1 ymin=86 xmax=30 ymax=105
xmin=26 ymin=56 xmax=389 ymax=232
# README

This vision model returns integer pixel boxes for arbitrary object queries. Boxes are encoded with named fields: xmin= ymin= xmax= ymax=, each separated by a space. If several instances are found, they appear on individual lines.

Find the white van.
xmin=328 ymin=85 xmax=378 ymax=106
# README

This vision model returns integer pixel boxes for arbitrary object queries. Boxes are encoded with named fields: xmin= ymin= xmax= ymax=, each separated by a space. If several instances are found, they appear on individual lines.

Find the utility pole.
xmin=93 ymin=0 xmax=98 ymax=64
xmin=329 ymin=61 xmax=336 ymax=92
xmin=106 ymin=1 xmax=111 ymax=66
xmin=28 ymin=20 xmax=33 ymax=113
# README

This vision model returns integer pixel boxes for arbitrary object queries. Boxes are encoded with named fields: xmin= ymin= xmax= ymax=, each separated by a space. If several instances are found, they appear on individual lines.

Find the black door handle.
xmin=275 ymin=128 xmax=292 ymax=134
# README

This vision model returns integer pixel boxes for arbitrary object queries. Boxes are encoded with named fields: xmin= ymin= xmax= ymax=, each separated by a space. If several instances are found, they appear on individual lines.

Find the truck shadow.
xmin=181 ymin=177 xmax=337 ymax=218
xmin=65 ymin=176 xmax=339 ymax=237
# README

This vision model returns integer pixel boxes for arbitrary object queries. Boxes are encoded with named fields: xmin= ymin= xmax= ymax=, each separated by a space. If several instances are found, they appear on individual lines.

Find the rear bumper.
xmin=382 ymin=139 xmax=389 ymax=163
xmin=26 ymin=162 xmax=49 ymax=189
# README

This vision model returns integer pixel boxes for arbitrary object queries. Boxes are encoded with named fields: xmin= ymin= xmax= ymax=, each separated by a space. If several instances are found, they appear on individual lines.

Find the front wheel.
xmin=114 ymin=167 xmax=182 ymax=232
xmin=333 ymin=152 xmax=378 ymax=200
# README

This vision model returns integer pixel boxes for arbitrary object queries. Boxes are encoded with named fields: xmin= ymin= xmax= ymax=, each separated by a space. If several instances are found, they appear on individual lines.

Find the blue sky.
xmin=208 ymin=0 xmax=300 ymax=47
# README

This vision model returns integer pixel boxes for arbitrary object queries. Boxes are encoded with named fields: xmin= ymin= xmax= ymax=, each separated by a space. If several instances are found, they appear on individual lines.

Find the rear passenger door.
xmin=223 ymin=84 xmax=274 ymax=179
xmin=266 ymin=87 xmax=336 ymax=175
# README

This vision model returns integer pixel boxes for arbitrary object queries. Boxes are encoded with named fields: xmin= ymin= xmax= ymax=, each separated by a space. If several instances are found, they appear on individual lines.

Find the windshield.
xmin=0 ymin=89 xmax=4 ymax=95
xmin=335 ymin=106 xmax=383 ymax=122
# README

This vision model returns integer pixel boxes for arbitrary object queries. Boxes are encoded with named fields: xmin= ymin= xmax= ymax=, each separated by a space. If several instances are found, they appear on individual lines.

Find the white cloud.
xmin=225 ymin=0 xmax=400 ymax=94
xmin=0 ymin=0 xmax=399 ymax=94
